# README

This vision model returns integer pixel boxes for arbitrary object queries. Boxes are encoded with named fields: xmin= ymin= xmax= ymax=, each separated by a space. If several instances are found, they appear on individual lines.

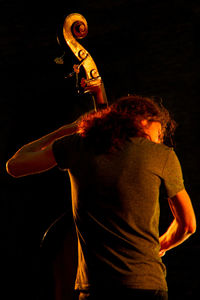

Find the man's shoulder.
xmin=131 ymin=137 xmax=172 ymax=153
xmin=129 ymin=138 xmax=174 ymax=169
xmin=147 ymin=139 xmax=174 ymax=161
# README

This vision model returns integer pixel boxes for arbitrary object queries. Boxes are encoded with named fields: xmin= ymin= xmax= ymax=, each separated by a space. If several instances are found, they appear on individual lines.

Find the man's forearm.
xmin=16 ymin=121 xmax=78 ymax=154
xmin=159 ymin=218 xmax=194 ymax=256
xmin=6 ymin=121 xmax=78 ymax=177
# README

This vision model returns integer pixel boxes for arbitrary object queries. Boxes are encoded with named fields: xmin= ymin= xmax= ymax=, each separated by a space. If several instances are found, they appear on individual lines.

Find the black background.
xmin=1 ymin=0 xmax=200 ymax=299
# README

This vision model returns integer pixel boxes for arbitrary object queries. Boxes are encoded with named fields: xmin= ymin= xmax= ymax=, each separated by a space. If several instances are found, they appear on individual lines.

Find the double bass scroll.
xmin=62 ymin=13 xmax=108 ymax=111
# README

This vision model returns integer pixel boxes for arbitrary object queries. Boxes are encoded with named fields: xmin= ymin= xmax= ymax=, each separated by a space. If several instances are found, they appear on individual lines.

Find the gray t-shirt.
xmin=52 ymin=135 xmax=184 ymax=292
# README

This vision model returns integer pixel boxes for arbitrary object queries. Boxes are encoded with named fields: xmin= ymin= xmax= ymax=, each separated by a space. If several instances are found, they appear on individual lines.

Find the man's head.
xmin=78 ymin=95 xmax=176 ymax=153
xmin=112 ymin=95 xmax=176 ymax=145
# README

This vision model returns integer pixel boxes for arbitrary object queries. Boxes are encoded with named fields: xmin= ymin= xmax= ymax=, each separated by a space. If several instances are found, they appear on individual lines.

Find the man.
xmin=6 ymin=95 xmax=196 ymax=300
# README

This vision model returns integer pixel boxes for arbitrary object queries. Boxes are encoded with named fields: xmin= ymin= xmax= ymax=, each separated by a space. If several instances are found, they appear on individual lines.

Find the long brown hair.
xmin=77 ymin=95 xmax=176 ymax=153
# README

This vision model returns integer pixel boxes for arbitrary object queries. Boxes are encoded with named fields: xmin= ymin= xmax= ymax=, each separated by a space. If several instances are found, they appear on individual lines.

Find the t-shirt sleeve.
xmin=162 ymin=150 xmax=185 ymax=198
xmin=52 ymin=135 xmax=78 ymax=171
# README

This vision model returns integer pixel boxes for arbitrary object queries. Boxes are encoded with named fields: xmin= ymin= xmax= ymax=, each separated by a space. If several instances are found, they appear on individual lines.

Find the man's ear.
xmin=141 ymin=119 xmax=148 ymax=127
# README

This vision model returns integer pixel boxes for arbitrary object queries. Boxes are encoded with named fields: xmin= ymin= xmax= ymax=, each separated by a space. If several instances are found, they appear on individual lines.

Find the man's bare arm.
xmin=6 ymin=121 xmax=78 ymax=178
xmin=159 ymin=189 xmax=196 ymax=256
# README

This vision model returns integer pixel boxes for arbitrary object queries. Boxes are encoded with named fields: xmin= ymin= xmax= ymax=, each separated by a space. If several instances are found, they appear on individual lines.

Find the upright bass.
xmin=42 ymin=13 xmax=108 ymax=300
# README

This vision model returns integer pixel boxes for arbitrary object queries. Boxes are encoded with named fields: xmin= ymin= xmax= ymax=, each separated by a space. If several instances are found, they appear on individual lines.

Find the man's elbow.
xmin=183 ymin=220 xmax=196 ymax=235
xmin=6 ymin=159 xmax=22 ymax=178
xmin=186 ymin=223 xmax=196 ymax=235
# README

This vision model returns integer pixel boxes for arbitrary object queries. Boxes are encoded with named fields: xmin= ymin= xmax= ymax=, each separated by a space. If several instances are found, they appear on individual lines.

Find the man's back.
xmin=53 ymin=135 xmax=184 ymax=291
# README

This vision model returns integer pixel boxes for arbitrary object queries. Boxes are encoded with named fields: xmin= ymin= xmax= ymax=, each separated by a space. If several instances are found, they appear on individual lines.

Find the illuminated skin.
xmin=141 ymin=120 xmax=162 ymax=144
